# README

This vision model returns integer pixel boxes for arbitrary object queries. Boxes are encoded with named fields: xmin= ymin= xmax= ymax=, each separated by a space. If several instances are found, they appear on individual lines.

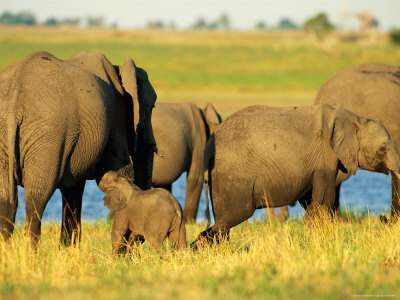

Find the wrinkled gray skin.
xmin=99 ymin=171 xmax=187 ymax=252
xmin=152 ymin=102 xmax=221 ymax=223
xmin=193 ymin=104 xmax=400 ymax=246
xmin=315 ymin=63 xmax=400 ymax=220
xmin=0 ymin=51 xmax=157 ymax=246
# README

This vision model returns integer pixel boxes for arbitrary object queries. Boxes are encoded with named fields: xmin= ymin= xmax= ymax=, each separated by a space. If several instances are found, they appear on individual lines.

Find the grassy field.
xmin=1 ymin=27 xmax=400 ymax=299
xmin=1 ymin=217 xmax=400 ymax=299
xmin=0 ymin=27 xmax=398 ymax=117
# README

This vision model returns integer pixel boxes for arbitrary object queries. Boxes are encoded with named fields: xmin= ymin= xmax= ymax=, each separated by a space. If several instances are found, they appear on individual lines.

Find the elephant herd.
xmin=0 ymin=51 xmax=399 ymax=250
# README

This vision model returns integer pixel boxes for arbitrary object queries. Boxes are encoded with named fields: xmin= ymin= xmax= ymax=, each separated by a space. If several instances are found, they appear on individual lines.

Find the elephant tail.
xmin=204 ymin=134 xmax=215 ymax=228
xmin=6 ymin=93 xmax=18 ymax=205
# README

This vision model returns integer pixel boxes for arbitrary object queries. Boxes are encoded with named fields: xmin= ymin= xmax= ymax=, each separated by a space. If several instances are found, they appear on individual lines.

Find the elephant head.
xmin=117 ymin=59 xmax=157 ymax=189
xmin=99 ymin=171 xmax=133 ymax=212
xmin=328 ymin=106 xmax=400 ymax=177
xmin=201 ymin=103 xmax=222 ymax=137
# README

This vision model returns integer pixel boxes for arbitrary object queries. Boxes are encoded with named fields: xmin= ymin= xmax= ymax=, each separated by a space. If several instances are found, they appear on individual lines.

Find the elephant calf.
xmin=99 ymin=171 xmax=187 ymax=252
xmin=193 ymin=104 xmax=400 ymax=247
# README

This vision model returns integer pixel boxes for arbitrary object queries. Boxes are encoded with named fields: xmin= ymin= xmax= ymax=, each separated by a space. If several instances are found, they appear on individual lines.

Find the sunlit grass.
xmin=1 ymin=27 xmax=399 ymax=298
xmin=1 ymin=216 xmax=400 ymax=299
xmin=0 ymin=27 xmax=398 ymax=116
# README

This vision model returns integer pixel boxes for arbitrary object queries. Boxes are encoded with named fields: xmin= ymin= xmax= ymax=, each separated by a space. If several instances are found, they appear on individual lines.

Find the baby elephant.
xmin=99 ymin=171 xmax=187 ymax=252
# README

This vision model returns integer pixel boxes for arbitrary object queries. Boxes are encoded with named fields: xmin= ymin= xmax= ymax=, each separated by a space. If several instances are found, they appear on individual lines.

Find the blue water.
xmin=14 ymin=169 xmax=391 ymax=224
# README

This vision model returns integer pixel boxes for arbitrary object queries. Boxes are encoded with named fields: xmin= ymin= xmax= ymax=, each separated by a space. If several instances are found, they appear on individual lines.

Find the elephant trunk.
xmin=133 ymin=134 xmax=154 ymax=190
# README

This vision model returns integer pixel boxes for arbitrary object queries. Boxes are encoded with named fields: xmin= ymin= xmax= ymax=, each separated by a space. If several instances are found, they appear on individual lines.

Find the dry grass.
xmin=1 ymin=216 xmax=400 ymax=299
xmin=0 ymin=27 xmax=399 ymax=298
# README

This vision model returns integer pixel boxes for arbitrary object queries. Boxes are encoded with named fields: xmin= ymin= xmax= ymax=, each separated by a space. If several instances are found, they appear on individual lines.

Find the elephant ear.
xmin=104 ymin=189 xmax=130 ymax=213
xmin=329 ymin=107 xmax=360 ymax=175
xmin=119 ymin=58 xmax=140 ymax=154
xmin=201 ymin=103 xmax=221 ymax=135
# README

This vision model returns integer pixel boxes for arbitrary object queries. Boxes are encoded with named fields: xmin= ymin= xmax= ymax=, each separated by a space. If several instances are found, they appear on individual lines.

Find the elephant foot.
xmin=379 ymin=214 xmax=399 ymax=225
xmin=190 ymin=227 xmax=229 ymax=251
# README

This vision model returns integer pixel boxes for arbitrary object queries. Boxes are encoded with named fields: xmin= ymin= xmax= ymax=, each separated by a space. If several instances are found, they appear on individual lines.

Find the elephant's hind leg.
xmin=60 ymin=181 xmax=85 ymax=247
xmin=22 ymin=144 xmax=66 ymax=246
xmin=24 ymin=184 xmax=57 ymax=246
xmin=0 ymin=174 xmax=18 ymax=241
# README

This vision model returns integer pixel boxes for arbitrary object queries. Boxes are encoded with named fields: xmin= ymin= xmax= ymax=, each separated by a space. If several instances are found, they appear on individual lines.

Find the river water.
xmin=14 ymin=169 xmax=391 ymax=224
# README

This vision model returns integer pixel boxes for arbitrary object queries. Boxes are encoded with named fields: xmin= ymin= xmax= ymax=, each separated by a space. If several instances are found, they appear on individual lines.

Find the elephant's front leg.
xmin=60 ymin=181 xmax=85 ymax=247
xmin=111 ymin=212 xmax=130 ymax=254
xmin=303 ymin=169 xmax=337 ymax=222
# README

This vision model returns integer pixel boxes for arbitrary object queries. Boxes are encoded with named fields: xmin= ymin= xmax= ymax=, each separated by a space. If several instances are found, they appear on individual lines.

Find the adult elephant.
xmin=151 ymin=102 xmax=221 ymax=223
xmin=192 ymin=104 xmax=400 ymax=246
xmin=315 ymin=63 xmax=400 ymax=220
xmin=0 ymin=51 xmax=157 ymax=245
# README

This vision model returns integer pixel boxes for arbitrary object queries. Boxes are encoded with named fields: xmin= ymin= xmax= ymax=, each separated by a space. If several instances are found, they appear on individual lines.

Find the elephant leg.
xmin=168 ymin=222 xmax=187 ymax=250
xmin=277 ymin=206 xmax=289 ymax=223
xmin=111 ymin=222 xmax=130 ymax=254
xmin=303 ymin=170 xmax=336 ymax=222
xmin=145 ymin=234 xmax=164 ymax=252
xmin=333 ymin=184 xmax=344 ymax=221
xmin=24 ymin=185 xmax=55 ymax=246
xmin=60 ymin=181 xmax=85 ymax=247
xmin=390 ymin=172 xmax=400 ymax=220
xmin=266 ymin=206 xmax=289 ymax=223
xmin=0 ymin=175 xmax=18 ymax=241
xmin=128 ymin=232 xmax=145 ymax=246
xmin=190 ymin=225 xmax=230 ymax=250
xmin=183 ymin=164 xmax=203 ymax=223
xmin=298 ymin=189 xmax=312 ymax=211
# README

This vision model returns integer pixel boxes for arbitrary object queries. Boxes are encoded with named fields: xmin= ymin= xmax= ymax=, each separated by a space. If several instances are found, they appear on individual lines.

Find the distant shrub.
xmin=303 ymin=12 xmax=334 ymax=36
xmin=389 ymin=29 xmax=400 ymax=44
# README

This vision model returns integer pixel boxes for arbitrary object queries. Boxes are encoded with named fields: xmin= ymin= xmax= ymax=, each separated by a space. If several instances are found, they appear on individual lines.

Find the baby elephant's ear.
xmin=104 ymin=189 xmax=128 ymax=212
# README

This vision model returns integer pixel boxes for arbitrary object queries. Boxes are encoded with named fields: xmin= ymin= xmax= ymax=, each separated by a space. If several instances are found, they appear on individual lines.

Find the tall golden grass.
xmin=1 ymin=215 xmax=400 ymax=299
xmin=0 ymin=27 xmax=399 ymax=298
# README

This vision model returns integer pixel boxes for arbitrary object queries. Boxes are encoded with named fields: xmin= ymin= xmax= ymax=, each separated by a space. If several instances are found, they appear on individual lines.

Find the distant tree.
xmin=60 ymin=18 xmax=81 ymax=26
xmin=208 ymin=21 xmax=219 ymax=30
xmin=255 ymin=20 xmax=267 ymax=30
xmin=0 ymin=12 xmax=15 ymax=24
xmin=87 ymin=16 xmax=104 ymax=27
xmin=147 ymin=20 xmax=164 ymax=29
xmin=217 ymin=13 xmax=230 ymax=30
xmin=192 ymin=18 xmax=208 ymax=29
xmin=0 ymin=11 xmax=36 ymax=25
xmin=277 ymin=18 xmax=298 ymax=30
xmin=43 ymin=17 xmax=59 ymax=26
xmin=303 ymin=12 xmax=334 ymax=34
xmin=14 ymin=12 xmax=36 ymax=25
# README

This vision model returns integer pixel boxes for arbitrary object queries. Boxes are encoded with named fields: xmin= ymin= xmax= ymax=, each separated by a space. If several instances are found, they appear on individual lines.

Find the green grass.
xmin=0 ymin=27 xmax=398 ymax=115
xmin=1 ymin=217 xmax=400 ymax=299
